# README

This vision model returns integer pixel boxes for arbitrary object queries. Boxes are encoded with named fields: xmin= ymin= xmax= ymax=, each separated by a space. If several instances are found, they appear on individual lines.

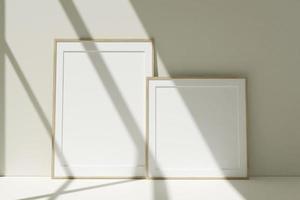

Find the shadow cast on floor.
xmin=18 ymin=179 xmax=136 ymax=200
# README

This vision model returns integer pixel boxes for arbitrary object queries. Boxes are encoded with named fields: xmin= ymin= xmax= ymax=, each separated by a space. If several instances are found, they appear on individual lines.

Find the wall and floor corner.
xmin=0 ymin=0 xmax=300 ymax=177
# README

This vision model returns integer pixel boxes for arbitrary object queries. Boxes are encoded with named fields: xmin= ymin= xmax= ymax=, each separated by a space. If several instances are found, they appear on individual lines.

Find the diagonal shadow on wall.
xmin=128 ymin=0 xmax=251 ymax=199
xmin=1 ymin=1 xmax=75 ymax=187
xmin=2 ymin=0 xmax=250 ymax=199
xmin=10 ymin=0 xmax=170 ymax=199
xmin=0 ymin=0 xmax=169 ymax=199
xmin=57 ymin=1 xmax=170 ymax=199
xmin=4 ymin=42 xmax=74 ymax=199
xmin=5 ymin=43 xmax=73 ymax=176
xmin=58 ymin=0 xmax=145 ymax=170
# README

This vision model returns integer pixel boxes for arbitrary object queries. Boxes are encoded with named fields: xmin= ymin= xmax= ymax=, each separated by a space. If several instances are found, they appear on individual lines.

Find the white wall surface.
xmin=0 ymin=0 xmax=300 ymax=176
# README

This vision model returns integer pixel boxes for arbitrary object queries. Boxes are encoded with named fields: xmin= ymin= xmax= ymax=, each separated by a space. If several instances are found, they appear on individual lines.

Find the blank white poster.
xmin=53 ymin=40 xmax=153 ymax=178
xmin=148 ymin=78 xmax=247 ymax=178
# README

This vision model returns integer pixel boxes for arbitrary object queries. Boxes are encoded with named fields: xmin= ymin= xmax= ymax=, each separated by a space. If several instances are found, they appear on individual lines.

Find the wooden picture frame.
xmin=147 ymin=77 xmax=247 ymax=179
xmin=52 ymin=39 xmax=154 ymax=178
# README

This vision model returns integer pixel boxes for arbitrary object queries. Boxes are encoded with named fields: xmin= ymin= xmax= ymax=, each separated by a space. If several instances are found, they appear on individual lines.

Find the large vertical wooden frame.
xmin=147 ymin=78 xmax=247 ymax=179
xmin=53 ymin=39 xmax=153 ymax=178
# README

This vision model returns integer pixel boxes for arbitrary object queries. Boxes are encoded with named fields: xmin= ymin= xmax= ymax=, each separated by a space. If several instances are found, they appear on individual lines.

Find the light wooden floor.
xmin=0 ymin=177 xmax=300 ymax=200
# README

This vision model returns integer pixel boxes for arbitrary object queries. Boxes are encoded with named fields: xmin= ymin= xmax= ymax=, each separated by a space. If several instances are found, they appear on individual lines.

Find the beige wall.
xmin=0 ymin=0 xmax=299 ymax=176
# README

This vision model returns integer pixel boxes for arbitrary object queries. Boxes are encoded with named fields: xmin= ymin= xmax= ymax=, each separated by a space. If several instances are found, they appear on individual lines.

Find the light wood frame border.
xmin=52 ymin=38 xmax=155 ymax=179
xmin=146 ymin=77 xmax=249 ymax=180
